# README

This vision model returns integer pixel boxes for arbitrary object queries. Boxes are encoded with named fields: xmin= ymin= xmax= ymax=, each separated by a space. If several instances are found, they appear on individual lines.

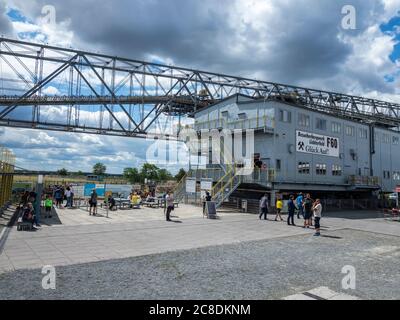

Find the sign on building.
xmin=296 ymin=130 xmax=340 ymax=158
xmin=200 ymin=179 xmax=213 ymax=198
xmin=185 ymin=178 xmax=196 ymax=193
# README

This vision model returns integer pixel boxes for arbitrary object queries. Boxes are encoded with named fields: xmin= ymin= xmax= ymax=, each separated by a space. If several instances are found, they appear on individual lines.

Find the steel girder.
xmin=0 ymin=37 xmax=400 ymax=138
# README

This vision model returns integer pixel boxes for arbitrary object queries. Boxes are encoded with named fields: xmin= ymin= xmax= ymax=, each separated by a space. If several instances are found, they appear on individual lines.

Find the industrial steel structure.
xmin=0 ymin=37 xmax=400 ymax=140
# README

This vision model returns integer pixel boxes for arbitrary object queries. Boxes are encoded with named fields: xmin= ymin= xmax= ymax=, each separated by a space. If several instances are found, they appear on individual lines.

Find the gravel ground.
xmin=0 ymin=229 xmax=399 ymax=300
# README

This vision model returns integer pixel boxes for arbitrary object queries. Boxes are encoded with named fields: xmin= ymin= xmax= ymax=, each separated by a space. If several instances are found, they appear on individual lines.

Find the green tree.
xmin=174 ymin=168 xmax=186 ymax=181
xmin=158 ymin=168 xmax=173 ymax=182
xmin=123 ymin=167 xmax=141 ymax=184
xmin=57 ymin=168 xmax=68 ymax=176
xmin=93 ymin=163 xmax=106 ymax=176
xmin=140 ymin=163 xmax=160 ymax=182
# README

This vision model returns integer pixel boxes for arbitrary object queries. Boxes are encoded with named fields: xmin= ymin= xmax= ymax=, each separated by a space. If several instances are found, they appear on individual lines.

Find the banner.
xmin=296 ymin=130 xmax=339 ymax=157
xmin=186 ymin=178 xmax=196 ymax=193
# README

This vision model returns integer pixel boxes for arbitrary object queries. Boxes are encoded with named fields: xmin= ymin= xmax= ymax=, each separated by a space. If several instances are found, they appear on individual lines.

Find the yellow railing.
xmin=0 ymin=147 xmax=16 ymax=208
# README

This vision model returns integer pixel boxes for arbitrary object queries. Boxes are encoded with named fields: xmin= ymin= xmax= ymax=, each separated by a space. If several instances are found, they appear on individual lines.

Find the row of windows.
xmin=297 ymin=162 xmax=342 ymax=176
xmin=384 ymin=171 xmax=400 ymax=180
xmin=279 ymin=109 xmax=400 ymax=144
xmin=281 ymin=109 xmax=369 ymax=138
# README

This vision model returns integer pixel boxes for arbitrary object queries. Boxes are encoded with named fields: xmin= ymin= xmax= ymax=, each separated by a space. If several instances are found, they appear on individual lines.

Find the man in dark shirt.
xmin=303 ymin=193 xmax=313 ymax=228
xmin=287 ymin=195 xmax=296 ymax=226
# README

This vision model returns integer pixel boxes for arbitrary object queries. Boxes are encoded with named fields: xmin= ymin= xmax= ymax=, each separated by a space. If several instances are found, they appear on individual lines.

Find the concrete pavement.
xmin=0 ymin=205 xmax=399 ymax=274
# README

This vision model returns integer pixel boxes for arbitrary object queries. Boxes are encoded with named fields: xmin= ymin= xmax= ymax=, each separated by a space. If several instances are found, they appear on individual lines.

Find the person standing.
xmin=203 ymin=191 xmax=212 ymax=214
xmin=296 ymin=192 xmax=304 ymax=219
xmin=64 ymin=186 xmax=72 ymax=208
xmin=165 ymin=191 xmax=174 ymax=222
xmin=275 ymin=198 xmax=284 ymax=221
xmin=303 ymin=193 xmax=313 ymax=228
xmin=53 ymin=186 xmax=63 ymax=209
xmin=69 ymin=184 xmax=74 ymax=208
xmin=287 ymin=195 xmax=296 ymax=226
xmin=259 ymin=193 xmax=269 ymax=220
xmin=44 ymin=195 xmax=53 ymax=219
xmin=312 ymin=199 xmax=322 ymax=236
xmin=89 ymin=189 xmax=98 ymax=216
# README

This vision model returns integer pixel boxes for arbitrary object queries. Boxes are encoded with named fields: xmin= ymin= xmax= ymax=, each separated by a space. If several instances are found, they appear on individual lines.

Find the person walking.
xmin=287 ymin=195 xmax=296 ymax=226
xmin=165 ymin=191 xmax=174 ymax=222
xmin=312 ymin=199 xmax=323 ymax=236
xmin=296 ymin=192 xmax=304 ymax=219
xmin=259 ymin=193 xmax=269 ymax=220
xmin=303 ymin=193 xmax=313 ymax=228
xmin=89 ymin=189 xmax=98 ymax=216
xmin=275 ymin=198 xmax=284 ymax=221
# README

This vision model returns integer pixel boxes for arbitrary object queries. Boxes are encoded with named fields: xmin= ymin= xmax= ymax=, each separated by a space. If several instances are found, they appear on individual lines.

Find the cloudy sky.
xmin=0 ymin=0 xmax=400 ymax=173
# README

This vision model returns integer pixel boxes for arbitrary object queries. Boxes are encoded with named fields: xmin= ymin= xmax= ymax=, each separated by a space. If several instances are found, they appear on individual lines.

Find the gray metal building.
xmin=190 ymin=94 xmax=400 ymax=207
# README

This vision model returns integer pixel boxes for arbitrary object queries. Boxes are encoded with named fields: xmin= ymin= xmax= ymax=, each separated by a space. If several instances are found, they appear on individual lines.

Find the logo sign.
xmin=296 ymin=130 xmax=339 ymax=157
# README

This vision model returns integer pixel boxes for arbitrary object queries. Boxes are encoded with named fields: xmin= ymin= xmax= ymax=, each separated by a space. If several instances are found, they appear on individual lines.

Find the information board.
xmin=186 ymin=178 xmax=196 ymax=193
xmin=205 ymin=201 xmax=217 ymax=218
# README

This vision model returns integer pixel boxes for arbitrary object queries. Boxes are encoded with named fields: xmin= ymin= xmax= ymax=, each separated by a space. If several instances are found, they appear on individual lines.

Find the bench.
xmin=17 ymin=217 xmax=33 ymax=231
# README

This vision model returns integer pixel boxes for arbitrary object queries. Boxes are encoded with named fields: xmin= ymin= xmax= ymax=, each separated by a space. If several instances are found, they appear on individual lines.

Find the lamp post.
xmin=35 ymin=174 xmax=44 ymax=225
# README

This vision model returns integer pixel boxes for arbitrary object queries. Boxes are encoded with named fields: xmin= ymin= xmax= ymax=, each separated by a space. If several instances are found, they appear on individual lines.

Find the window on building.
xmin=276 ymin=159 xmax=281 ymax=171
xmin=298 ymin=113 xmax=310 ymax=127
xmin=359 ymin=128 xmax=368 ymax=139
xmin=331 ymin=122 xmax=341 ymax=134
xmin=238 ymin=112 xmax=247 ymax=120
xmin=393 ymin=136 xmax=399 ymax=145
xmin=332 ymin=164 xmax=342 ymax=176
xmin=298 ymin=162 xmax=310 ymax=174
xmin=345 ymin=125 xmax=355 ymax=136
xmin=279 ymin=110 xmax=291 ymax=123
xmin=221 ymin=111 xmax=229 ymax=118
xmin=382 ymin=134 xmax=390 ymax=144
xmin=316 ymin=163 xmax=327 ymax=175
xmin=316 ymin=118 xmax=327 ymax=131
xmin=383 ymin=170 xmax=391 ymax=179
xmin=393 ymin=171 xmax=400 ymax=181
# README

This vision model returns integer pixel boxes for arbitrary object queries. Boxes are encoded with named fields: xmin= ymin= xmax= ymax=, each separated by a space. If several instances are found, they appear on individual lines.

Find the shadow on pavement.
xmin=323 ymin=210 xmax=385 ymax=220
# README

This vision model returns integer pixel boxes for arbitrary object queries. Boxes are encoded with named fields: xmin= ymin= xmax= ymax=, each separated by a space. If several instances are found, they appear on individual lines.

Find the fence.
xmin=0 ymin=147 xmax=15 ymax=212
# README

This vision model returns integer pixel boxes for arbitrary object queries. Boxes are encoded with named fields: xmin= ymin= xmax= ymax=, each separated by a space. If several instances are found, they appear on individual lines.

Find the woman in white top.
xmin=312 ymin=199 xmax=322 ymax=236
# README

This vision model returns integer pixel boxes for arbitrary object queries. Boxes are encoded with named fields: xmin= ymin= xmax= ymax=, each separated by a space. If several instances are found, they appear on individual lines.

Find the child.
xmin=312 ymin=199 xmax=322 ymax=236
xmin=44 ymin=196 xmax=53 ymax=219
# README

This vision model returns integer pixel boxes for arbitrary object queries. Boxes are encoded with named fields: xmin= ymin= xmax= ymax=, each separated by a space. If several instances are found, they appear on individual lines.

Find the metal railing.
xmin=194 ymin=115 xmax=275 ymax=131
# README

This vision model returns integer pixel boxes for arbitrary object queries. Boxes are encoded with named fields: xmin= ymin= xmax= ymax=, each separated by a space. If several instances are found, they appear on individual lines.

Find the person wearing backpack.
xmin=89 ymin=189 xmax=98 ymax=216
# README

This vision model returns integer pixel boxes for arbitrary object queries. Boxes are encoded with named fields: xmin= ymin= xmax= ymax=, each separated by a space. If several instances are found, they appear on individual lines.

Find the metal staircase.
xmin=174 ymin=135 xmax=242 ymax=207
xmin=174 ymin=170 xmax=190 ymax=203
xmin=211 ymin=164 xmax=242 ymax=208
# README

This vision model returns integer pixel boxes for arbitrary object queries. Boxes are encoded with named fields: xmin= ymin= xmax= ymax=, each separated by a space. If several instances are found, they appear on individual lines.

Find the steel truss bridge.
xmin=0 ymin=37 xmax=400 ymax=139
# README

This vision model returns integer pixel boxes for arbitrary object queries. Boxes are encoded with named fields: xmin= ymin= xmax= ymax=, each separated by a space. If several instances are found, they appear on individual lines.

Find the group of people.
xmin=259 ymin=192 xmax=323 ymax=236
